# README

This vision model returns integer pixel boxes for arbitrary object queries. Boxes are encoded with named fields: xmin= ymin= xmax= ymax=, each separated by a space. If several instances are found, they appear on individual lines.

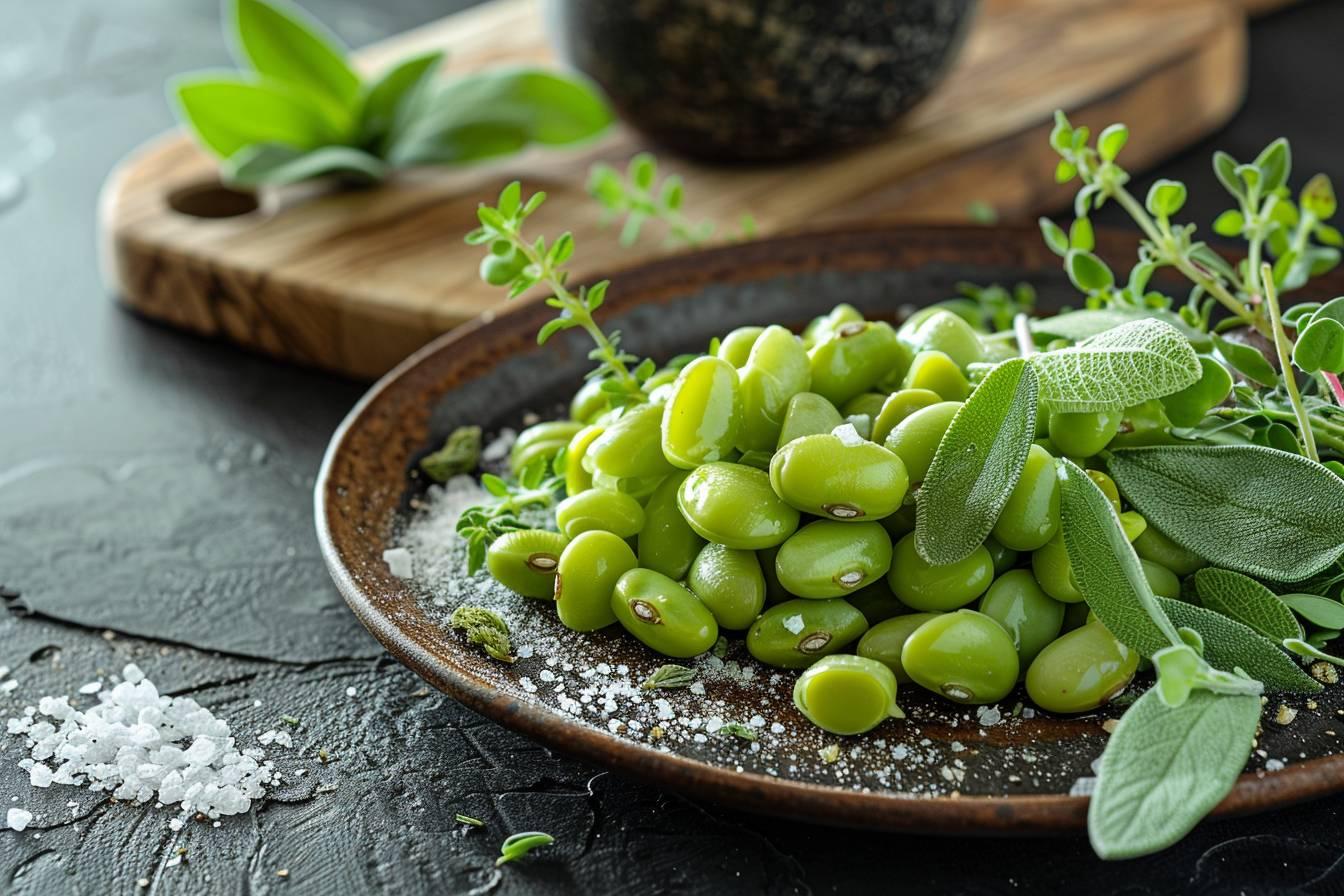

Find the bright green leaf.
xmin=1065 ymin=249 xmax=1114 ymax=292
xmin=1212 ymin=209 xmax=1244 ymax=238
xmin=223 ymin=143 xmax=388 ymax=186
xmin=1098 ymin=123 xmax=1128 ymax=162
xmin=357 ymin=50 xmax=444 ymax=149
xmin=1210 ymin=332 xmax=1280 ymax=386
xmin=1039 ymin=218 xmax=1069 ymax=256
xmin=1279 ymin=593 xmax=1344 ymax=630
xmin=1146 ymin=179 xmax=1188 ymax=218
xmin=1031 ymin=319 xmax=1201 ymax=413
xmin=1293 ymin=317 xmax=1344 ymax=374
xmin=171 ymin=74 xmax=340 ymax=159
xmin=1254 ymin=137 xmax=1292 ymax=193
xmin=1192 ymin=568 xmax=1302 ymax=641
xmin=230 ymin=0 xmax=359 ymax=127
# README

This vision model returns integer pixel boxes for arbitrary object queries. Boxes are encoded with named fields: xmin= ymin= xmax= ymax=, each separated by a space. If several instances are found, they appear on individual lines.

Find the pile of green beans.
xmin=483 ymin=304 xmax=1223 ymax=735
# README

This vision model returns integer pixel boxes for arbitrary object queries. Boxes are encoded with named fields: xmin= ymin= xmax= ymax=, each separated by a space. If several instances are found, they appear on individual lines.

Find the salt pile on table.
xmin=5 ymin=663 xmax=274 ymax=820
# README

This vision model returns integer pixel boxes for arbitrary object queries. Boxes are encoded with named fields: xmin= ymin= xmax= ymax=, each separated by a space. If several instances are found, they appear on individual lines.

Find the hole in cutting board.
xmin=167 ymin=180 xmax=260 ymax=219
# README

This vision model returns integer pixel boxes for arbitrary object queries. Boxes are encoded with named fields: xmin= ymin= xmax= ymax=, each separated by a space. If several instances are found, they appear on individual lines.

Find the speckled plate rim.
xmin=315 ymin=223 xmax=1344 ymax=835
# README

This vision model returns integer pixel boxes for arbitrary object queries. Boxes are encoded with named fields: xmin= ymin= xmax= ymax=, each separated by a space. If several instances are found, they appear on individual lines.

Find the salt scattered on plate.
xmin=382 ymin=548 xmax=414 ymax=579
xmin=832 ymin=423 xmax=866 ymax=447
xmin=4 ymin=663 xmax=276 ymax=819
xmin=7 ymin=807 xmax=32 ymax=831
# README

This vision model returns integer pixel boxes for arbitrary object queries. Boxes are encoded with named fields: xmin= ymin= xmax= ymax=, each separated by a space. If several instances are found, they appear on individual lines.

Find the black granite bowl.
xmin=550 ymin=0 xmax=980 ymax=162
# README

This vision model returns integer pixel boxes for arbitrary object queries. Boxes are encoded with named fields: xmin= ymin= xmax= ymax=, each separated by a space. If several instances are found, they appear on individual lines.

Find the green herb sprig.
xmin=640 ymin=664 xmax=696 ymax=690
xmin=448 ymin=605 xmax=515 ymax=663
xmin=455 ymin=455 xmax=563 ymax=575
xmin=420 ymin=425 xmax=482 ymax=483
xmin=588 ymin=153 xmax=756 ymax=248
xmin=170 ymin=0 xmax=611 ymax=187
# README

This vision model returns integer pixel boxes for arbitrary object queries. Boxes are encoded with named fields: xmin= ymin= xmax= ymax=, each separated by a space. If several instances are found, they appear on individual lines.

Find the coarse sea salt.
xmin=832 ymin=423 xmax=865 ymax=447
xmin=7 ymin=807 xmax=32 ymax=832
xmin=4 ymin=664 xmax=276 ymax=820
xmin=382 ymin=548 xmax=414 ymax=579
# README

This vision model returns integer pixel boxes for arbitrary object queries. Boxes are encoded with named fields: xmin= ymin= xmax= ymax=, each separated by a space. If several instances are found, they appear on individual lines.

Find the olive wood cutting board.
xmin=99 ymin=0 xmax=1249 ymax=379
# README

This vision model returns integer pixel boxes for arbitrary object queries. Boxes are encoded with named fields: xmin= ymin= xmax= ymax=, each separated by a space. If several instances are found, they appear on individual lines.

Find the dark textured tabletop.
xmin=3 ymin=1 xmax=1344 ymax=893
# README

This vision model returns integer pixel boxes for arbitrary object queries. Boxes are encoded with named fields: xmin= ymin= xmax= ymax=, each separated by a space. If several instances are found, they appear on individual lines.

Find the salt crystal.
xmin=1266 ymin=758 xmax=1285 ymax=772
xmin=78 ymin=682 xmax=102 ymax=695
xmin=481 ymin=429 xmax=516 ymax=462
xmin=7 ymin=808 xmax=32 ymax=831
xmin=345 ymin=687 xmax=357 ymax=698
xmin=123 ymin=664 xmax=145 ymax=685
xmin=1069 ymin=777 xmax=1097 ymax=797
xmin=29 ymin=764 xmax=52 ymax=787
xmin=1 ymin=680 xmax=17 ymax=693
xmin=832 ymin=423 xmax=865 ymax=447
xmin=782 ymin=615 xmax=805 ymax=635
xmin=382 ymin=548 xmax=414 ymax=579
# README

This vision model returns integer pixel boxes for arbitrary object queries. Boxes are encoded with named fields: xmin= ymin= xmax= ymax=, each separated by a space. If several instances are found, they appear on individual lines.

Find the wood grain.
xmin=99 ymin=0 xmax=1247 ymax=379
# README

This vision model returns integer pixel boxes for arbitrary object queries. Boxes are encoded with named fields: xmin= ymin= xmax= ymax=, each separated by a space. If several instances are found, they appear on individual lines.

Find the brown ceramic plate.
xmin=316 ymin=225 xmax=1344 ymax=834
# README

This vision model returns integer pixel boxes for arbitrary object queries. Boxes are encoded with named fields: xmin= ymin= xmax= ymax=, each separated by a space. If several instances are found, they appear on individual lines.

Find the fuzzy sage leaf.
xmin=1056 ymin=458 xmax=1177 ymax=655
xmin=1279 ymin=593 xmax=1344 ymax=630
xmin=1030 ymin=319 xmax=1201 ymax=413
xmin=1156 ymin=597 xmax=1321 ymax=694
xmin=1192 ymin=568 xmax=1302 ymax=641
xmin=1088 ymin=687 xmax=1260 ymax=860
xmin=1107 ymin=445 xmax=1344 ymax=581
xmin=915 ymin=359 xmax=1037 ymax=565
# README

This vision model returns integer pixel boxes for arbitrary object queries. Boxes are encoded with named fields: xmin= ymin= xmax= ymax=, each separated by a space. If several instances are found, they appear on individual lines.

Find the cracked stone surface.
xmin=3 ymin=0 xmax=1344 ymax=893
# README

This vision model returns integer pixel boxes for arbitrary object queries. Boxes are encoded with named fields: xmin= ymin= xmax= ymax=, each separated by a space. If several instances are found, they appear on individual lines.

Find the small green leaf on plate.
xmin=1279 ymin=593 xmax=1344 ymax=630
xmin=1293 ymin=317 xmax=1344 ymax=374
xmin=1211 ymin=332 xmax=1280 ymax=386
xmin=1089 ymin=687 xmax=1260 ymax=860
xmin=1192 ymin=568 xmax=1302 ymax=641
xmin=1157 ymin=598 xmax=1321 ymax=694
xmin=1031 ymin=319 xmax=1201 ymax=413
xmin=1108 ymin=445 xmax=1344 ymax=581
xmin=1065 ymin=249 xmax=1114 ymax=292
xmin=915 ymin=359 xmax=1038 ymax=565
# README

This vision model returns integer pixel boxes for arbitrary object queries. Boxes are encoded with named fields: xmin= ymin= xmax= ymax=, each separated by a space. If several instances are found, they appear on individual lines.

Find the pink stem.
xmin=1326 ymin=372 xmax=1344 ymax=407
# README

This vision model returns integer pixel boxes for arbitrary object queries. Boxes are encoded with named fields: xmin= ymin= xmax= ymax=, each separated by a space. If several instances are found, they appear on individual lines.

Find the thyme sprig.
xmin=454 ymin=454 xmax=563 ymax=575
xmin=588 ymin=152 xmax=757 ymax=249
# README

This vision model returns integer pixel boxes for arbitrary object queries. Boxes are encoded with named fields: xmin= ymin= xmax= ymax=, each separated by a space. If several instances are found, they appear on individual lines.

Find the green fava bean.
xmin=678 ymin=462 xmax=800 ymax=549
xmin=746 ymin=598 xmax=868 ymax=669
xmin=808 ymin=320 xmax=907 ymax=407
xmin=661 ymin=357 xmax=742 ymax=468
xmin=977 ymin=569 xmax=1065 ymax=667
xmin=717 ymin=326 xmax=765 ymax=367
xmin=555 ymin=488 xmax=646 ymax=540
xmin=882 ymin=400 xmax=962 ymax=485
xmin=871 ymin=388 xmax=942 ymax=444
xmin=901 ymin=609 xmax=1019 ymax=704
xmin=770 ymin=433 xmax=909 ymax=521
xmin=1085 ymin=469 xmax=1122 ymax=513
xmin=485 ymin=530 xmax=569 ymax=599
xmin=1031 ymin=531 xmax=1082 ymax=603
xmin=802 ymin=303 xmax=864 ymax=348
xmin=793 ymin=655 xmax=903 ymax=735
xmin=857 ymin=612 xmax=941 ymax=682
xmin=1140 ymin=558 xmax=1181 ymax=599
xmin=1025 ymin=622 xmax=1138 ymax=713
xmin=588 ymin=403 xmax=677 ymax=480
xmin=846 ymin=580 xmax=910 ymax=625
xmin=511 ymin=420 xmax=584 ymax=474
xmin=1047 ymin=409 xmax=1121 ymax=458
xmin=638 ymin=472 xmax=704 ymax=580
xmin=991 ymin=444 xmax=1060 ymax=551
xmin=555 ymin=531 xmax=636 ymax=631
xmin=736 ymin=326 xmax=812 ymax=452
xmin=776 ymin=392 xmax=844 ymax=449
xmin=611 ymin=569 xmax=719 ymax=658
xmin=985 ymin=536 xmax=1019 ymax=575
xmin=589 ymin=470 xmax=664 ymax=501
xmin=887 ymin=533 xmax=994 ymax=611
xmin=842 ymin=392 xmax=888 ymax=421
xmin=563 ymin=423 xmax=605 ymax=497
xmin=570 ymin=378 xmax=610 ymax=424
xmin=1131 ymin=523 xmax=1207 ymax=576
xmin=908 ymin=309 xmax=984 ymax=370
xmin=1110 ymin=400 xmax=1176 ymax=449
xmin=687 ymin=543 xmax=766 ymax=629
xmin=901 ymin=350 xmax=970 ymax=401
xmin=775 ymin=520 xmax=893 ymax=598
xmin=1161 ymin=355 xmax=1234 ymax=427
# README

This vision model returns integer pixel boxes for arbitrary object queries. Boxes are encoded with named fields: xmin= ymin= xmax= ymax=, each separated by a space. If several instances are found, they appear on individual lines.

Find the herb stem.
xmin=1261 ymin=262 xmax=1319 ymax=462
xmin=508 ymin=234 xmax=640 ymax=393
xmin=1106 ymin=181 xmax=1271 ymax=338
xmin=1209 ymin=407 xmax=1344 ymax=453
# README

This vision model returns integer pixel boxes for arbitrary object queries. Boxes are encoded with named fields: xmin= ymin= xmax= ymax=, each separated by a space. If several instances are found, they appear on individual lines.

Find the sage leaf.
xmin=387 ymin=68 xmax=613 ymax=167
xmin=915 ymin=359 xmax=1037 ymax=565
xmin=358 ymin=50 xmax=445 ymax=150
xmin=1192 ymin=568 xmax=1302 ymax=641
xmin=1107 ymin=445 xmax=1344 ymax=581
xmin=1157 ymin=598 xmax=1321 ymax=694
xmin=224 ymin=143 xmax=388 ymax=187
xmin=1283 ymin=638 xmax=1344 ymax=666
xmin=1211 ymin=332 xmax=1280 ymax=386
xmin=1030 ymin=319 xmax=1201 ymax=413
xmin=231 ymin=0 xmax=360 ymax=125
xmin=1279 ymin=593 xmax=1344 ymax=630
xmin=172 ymin=75 xmax=340 ymax=158
xmin=1030 ymin=308 xmax=1201 ymax=343
xmin=1089 ymin=687 xmax=1260 ymax=860
xmin=1056 ymin=458 xmax=1176 ymax=656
